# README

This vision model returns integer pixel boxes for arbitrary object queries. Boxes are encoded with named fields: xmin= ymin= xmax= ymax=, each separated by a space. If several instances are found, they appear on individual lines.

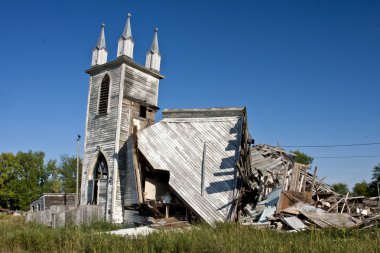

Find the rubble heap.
xmin=237 ymin=144 xmax=380 ymax=230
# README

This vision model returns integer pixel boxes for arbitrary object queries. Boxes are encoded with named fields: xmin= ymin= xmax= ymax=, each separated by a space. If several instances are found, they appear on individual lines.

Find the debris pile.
xmin=0 ymin=207 xmax=20 ymax=216
xmin=238 ymin=144 xmax=380 ymax=231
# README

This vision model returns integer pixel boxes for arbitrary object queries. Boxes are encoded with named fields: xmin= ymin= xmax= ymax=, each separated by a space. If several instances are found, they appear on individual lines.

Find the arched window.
xmin=88 ymin=153 xmax=109 ymax=205
xmin=93 ymin=153 xmax=108 ymax=180
xmin=98 ymin=75 xmax=110 ymax=114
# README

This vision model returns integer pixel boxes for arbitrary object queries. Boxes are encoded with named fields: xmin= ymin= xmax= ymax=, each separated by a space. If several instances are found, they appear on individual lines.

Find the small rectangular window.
xmin=140 ymin=105 xmax=147 ymax=118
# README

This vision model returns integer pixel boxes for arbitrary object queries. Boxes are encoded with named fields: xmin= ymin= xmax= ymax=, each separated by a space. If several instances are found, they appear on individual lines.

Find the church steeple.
xmin=149 ymin=28 xmax=159 ymax=54
xmin=145 ymin=28 xmax=161 ymax=72
xmin=117 ymin=13 xmax=134 ymax=58
xmin=91 ymin=23 xmax=108 ymax=66
xmin=83 ymin=16 xmax=165 ymax=224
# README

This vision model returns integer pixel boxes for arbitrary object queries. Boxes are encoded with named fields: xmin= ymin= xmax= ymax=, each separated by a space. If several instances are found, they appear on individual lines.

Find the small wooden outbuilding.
xmin=30 ymin=193 xmax=75 ymax=212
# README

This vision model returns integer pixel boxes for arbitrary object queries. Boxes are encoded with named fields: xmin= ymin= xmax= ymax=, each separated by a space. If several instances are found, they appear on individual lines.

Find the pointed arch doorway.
xmin=87 ymin=153 xmax=109 ymax=205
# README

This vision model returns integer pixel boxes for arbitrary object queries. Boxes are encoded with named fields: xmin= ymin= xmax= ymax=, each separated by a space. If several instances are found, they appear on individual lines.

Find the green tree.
xmin=59 ymin=154 xmax=82 ymax=194
xmin=0 ymin=152 xmax=19 ymax=209
xmin=0 ymin=151 xmax=83 ymax=210
xmin=368 ymin=163 xmax=380 ymax=197
xmin=332 ymin=182 xmax=349 ymax=196
xmin=291 ymin=150 xmax=314 ymax=165
xmin=0 ymin=151 xmax=47 ymax=210
xmin=42 ymin=160 xmax=62 ymax=193
xmin=352 ymin=180 xmax=370 ymax=197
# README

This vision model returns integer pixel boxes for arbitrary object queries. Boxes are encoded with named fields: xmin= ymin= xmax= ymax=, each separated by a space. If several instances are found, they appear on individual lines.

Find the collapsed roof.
xmin=138 ymin=107 xmax=249 ymax=224
xmin=250 ymin=144 xmax=333 ymax=195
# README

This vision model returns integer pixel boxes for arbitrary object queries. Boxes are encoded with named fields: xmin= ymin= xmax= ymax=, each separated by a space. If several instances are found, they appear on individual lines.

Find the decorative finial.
xmin=121 ymin=14 xmax=132 ymax=39
xmin=145 ymin=26 xmax=161 ymax=71
xmin=149 ymin=27 xmax=159 ymax=53
xmin=117 ymin=13 xmax=134 ymax=58
xmin=91 ymin=23 xmax=108 ymax=66
xmin=96 ymin=23 xmax=106 ymax=49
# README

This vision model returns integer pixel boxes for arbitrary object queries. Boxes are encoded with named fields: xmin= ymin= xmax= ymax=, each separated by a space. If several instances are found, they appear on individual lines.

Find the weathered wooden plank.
xmin=163 ymin=108 xmax=245 ymax=119
xmin=124 ymin=66 xmax=158 ymax=106
xmin=301 ymin=212 xmax=361 ymax=229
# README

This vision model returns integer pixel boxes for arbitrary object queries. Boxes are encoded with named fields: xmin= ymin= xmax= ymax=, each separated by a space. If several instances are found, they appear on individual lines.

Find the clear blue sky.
xmin=0 ymin=0 xmax=379 ymax=189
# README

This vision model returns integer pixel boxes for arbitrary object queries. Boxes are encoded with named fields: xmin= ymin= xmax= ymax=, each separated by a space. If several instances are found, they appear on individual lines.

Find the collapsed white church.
xmin=79 ymin=14 xmax=252 ymax=225
xmin=27 ymin=14 xmax=375 ymax=231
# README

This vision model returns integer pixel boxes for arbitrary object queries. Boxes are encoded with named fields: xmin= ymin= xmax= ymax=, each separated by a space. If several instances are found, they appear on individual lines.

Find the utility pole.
xmin=377 ymin=182 xmax=380 ymax=209
xmin=76 ymin=134 xmax=81 ymax=206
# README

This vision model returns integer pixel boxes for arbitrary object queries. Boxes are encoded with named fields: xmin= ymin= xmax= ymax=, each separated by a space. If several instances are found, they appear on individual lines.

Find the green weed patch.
xmin=0 ymin=217 xmax=379 ymax=253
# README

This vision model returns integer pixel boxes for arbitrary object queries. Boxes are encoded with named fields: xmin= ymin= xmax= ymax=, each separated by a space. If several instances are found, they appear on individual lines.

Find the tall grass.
xmin=0 ymin=216 xmax=379 ymax=253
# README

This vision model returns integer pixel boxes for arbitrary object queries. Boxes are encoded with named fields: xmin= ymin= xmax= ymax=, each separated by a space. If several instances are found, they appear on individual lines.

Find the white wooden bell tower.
xmin=80 ymin=14 xmax=164 ymax=223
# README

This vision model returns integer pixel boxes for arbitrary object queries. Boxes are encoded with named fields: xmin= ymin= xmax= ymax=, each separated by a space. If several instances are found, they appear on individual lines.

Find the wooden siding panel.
xmin=124 ymin=136 xmax=139 ymax=206
xmin=87 ymin=180 xmax=94 ymax=204
xmin=124 ymin=66 xmax=159 ymax=106
xmin=98 ymin=180 xmax=108 ymax=207
xmin=81 ymin=65 xmax=122 ymax=219
xmin=138 ymin=116 xmax=243 ymax=224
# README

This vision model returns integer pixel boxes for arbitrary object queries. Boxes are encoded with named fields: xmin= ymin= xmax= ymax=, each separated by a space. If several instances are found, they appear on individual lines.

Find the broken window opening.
xmin=136 ymin=151 xmax=192 ymax=223
xmin=88 ymin=153 xmax=108 ymax=205
xmin=139 ymin=105 xmax=147 ymax=118
xmin=94 ymin=155 xmax=108 ymax=180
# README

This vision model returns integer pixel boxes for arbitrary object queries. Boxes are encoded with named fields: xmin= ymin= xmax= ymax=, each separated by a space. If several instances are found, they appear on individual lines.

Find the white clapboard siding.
xmin=81 ymin=65 xmax=122 ymax=217
xmin=124 ymin=65 xmax=159 ymax=106
xmin=138 ymin=108 xmax=244 ymax=224
xmin=81 ymin=56 xmax=162 ymax=224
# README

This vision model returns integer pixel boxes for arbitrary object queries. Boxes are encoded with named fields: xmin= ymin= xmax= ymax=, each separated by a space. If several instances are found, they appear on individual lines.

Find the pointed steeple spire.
xmin=150 ymin=28 xmax=159 ymax=53
xmin=145 ymin=28 xmax=161 ymax=72
xmin=92 ymin=23 xmax=108 ymax=66
xmin=97 ymin=23 xmax=106 ymax=49
xmin=117 ymin=13 xmax=134 ymax=58
xmin=122 ymin=13 xmax=132 ymax=39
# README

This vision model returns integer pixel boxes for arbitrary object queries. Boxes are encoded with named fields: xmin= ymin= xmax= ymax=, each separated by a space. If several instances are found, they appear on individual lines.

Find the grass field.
xmin=0 ymin=214 xmax=379 ymax=253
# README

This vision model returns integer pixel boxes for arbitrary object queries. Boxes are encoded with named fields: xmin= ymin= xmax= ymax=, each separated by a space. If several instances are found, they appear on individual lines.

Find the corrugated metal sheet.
xmin=138 ymin=113 xmax=244 ymax=225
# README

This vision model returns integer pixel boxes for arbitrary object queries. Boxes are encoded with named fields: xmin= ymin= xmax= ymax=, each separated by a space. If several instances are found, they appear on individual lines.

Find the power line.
xmin=281 ymin=142 xmax=380 ymax=148
xmin=254 ymin=112 xmax=380 ymax=123
xmin=314 ymin=155 xmax=380 ymax=159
